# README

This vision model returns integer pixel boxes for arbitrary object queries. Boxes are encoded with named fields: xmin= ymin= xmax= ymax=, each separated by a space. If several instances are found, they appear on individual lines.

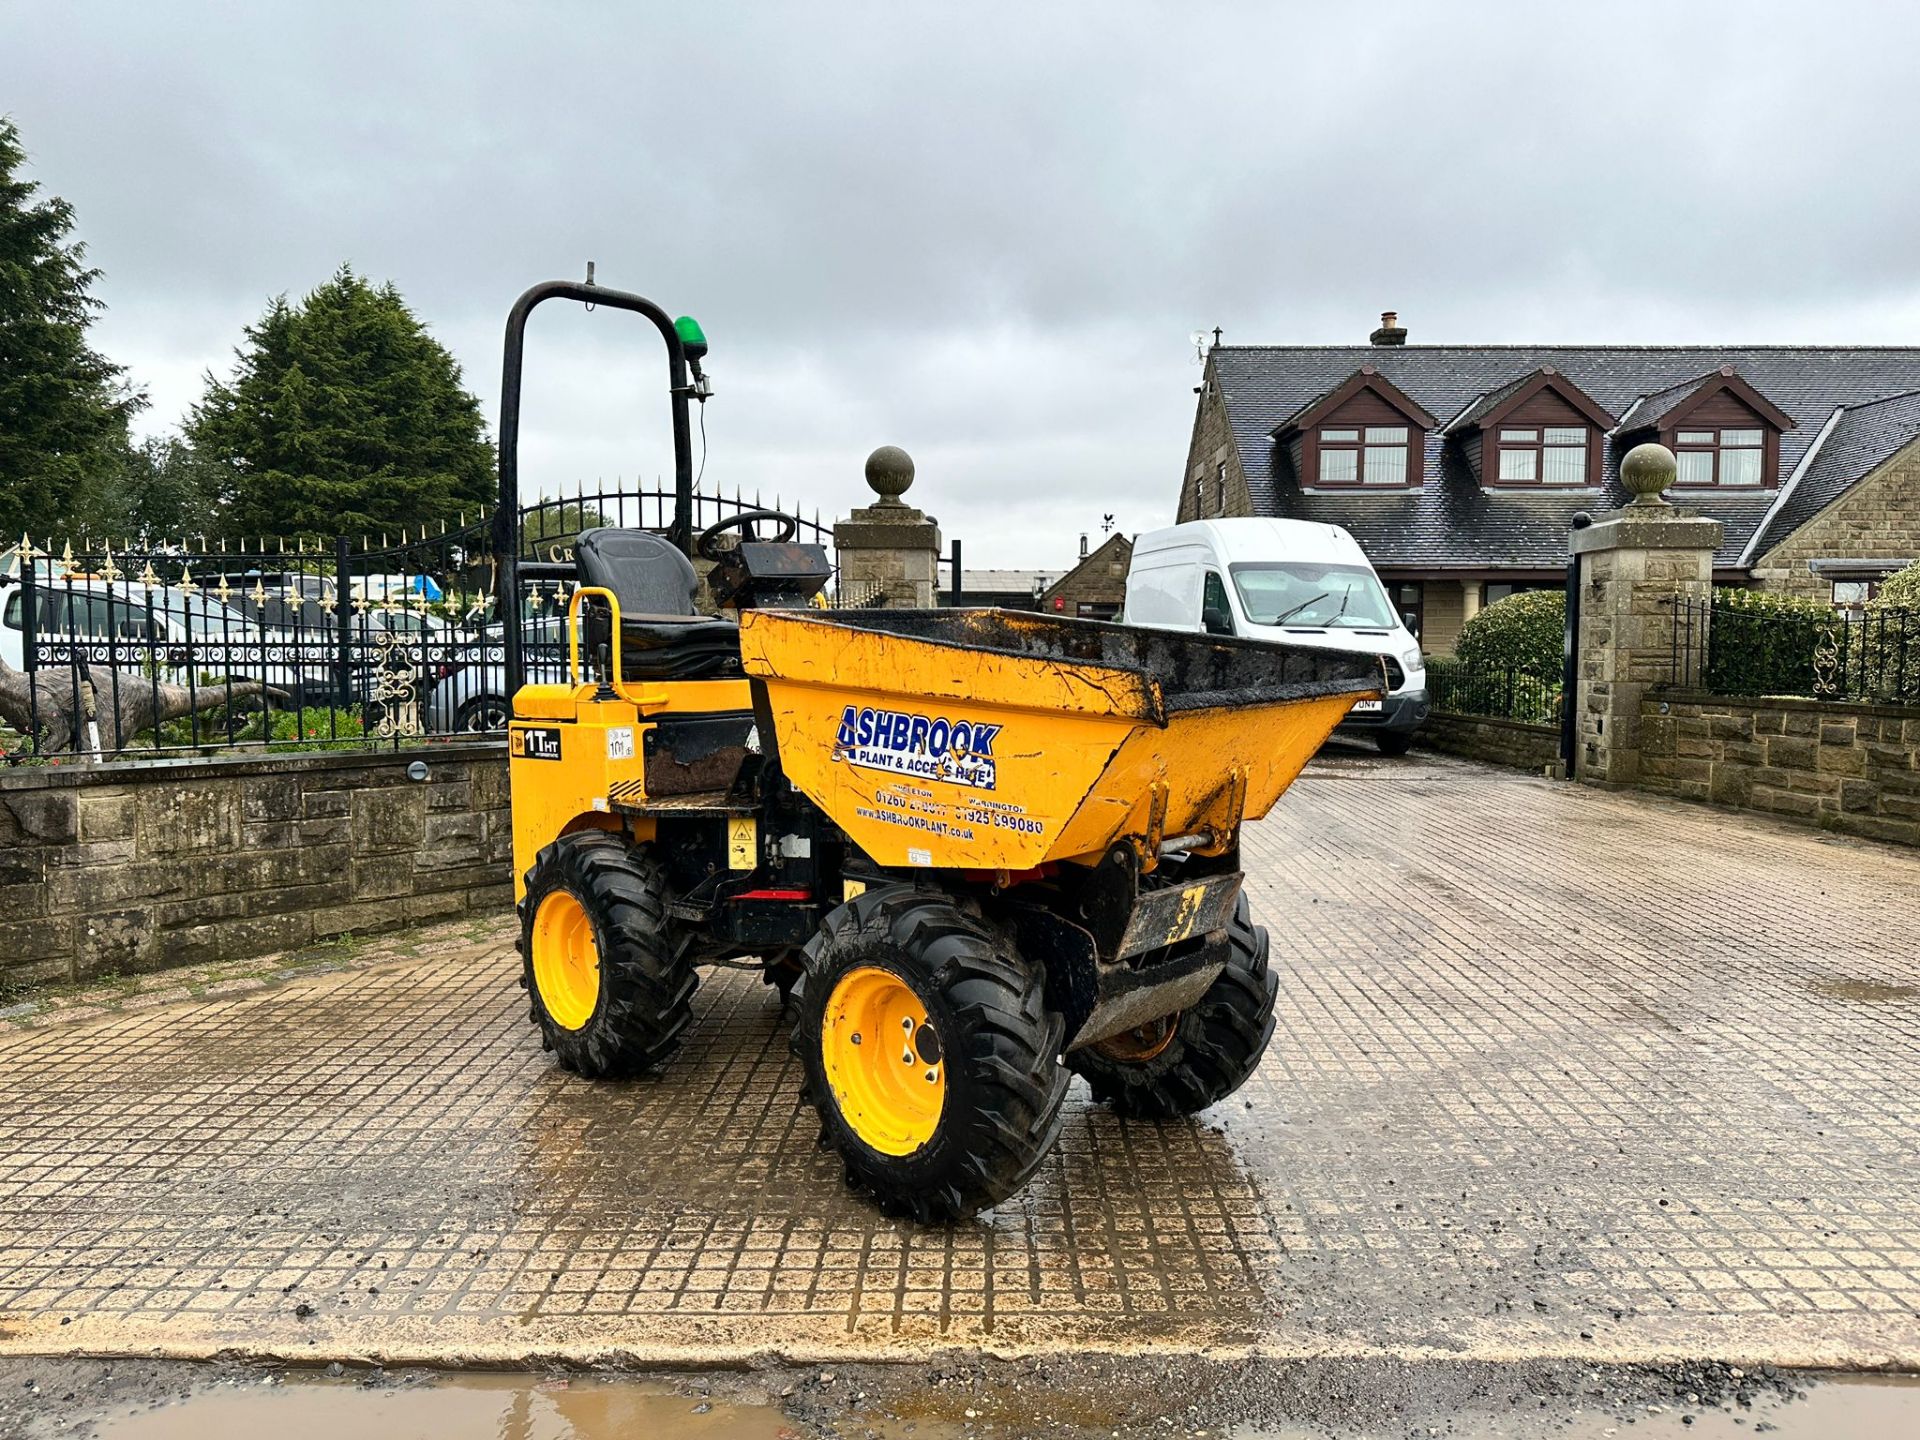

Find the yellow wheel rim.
xmin=820 ymin=966 xmax=946 ymax=1156
xmin=531 ymin=889 xmax=600 ymax=1031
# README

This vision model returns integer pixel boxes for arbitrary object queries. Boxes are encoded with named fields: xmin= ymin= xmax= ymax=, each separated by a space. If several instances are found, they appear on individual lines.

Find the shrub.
xmin=1705 ymin=588 xmax=1840 ymax=698
xmin=1860 ymin=565 xmax=1920 ymax=703
xmin=1868 ymin=562 xmax=1920 ymax=613
xmin=137 ymin=703 xmax=368 ymax=754
xmin=1426 ymin=654 xmax=1561 ymax=724
xmin=1454 ymin=590 xmax=1565 ymax=676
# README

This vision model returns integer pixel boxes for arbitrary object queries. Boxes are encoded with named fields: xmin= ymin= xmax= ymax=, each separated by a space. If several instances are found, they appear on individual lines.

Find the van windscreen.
xmin=1229 ymin=562 xmax=1397 ymax=629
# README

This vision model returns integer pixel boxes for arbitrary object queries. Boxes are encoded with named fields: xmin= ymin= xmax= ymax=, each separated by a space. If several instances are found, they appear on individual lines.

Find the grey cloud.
xmin=6 ymin=2 xmax=1919 ymax=564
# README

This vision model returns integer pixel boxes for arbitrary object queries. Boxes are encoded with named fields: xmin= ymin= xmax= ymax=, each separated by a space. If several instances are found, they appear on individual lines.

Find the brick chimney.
xmin=1369 ymin=310 xmax=1408 ymax=346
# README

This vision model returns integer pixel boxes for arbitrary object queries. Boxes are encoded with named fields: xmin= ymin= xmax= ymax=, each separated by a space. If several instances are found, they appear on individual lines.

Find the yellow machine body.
xmin=508 ymin=677 xmax=747 ymax=899
xmin=737 ymin=608 xmax=1374 ymax=873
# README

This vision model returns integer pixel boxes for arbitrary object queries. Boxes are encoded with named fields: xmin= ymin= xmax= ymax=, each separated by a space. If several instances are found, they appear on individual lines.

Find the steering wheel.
xmin=697 ymin=509 xmax=799 ymax=561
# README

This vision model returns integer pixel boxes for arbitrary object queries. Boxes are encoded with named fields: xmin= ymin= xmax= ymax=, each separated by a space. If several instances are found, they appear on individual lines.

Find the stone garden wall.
xmin=1416 ymin=711 xmax=1561 ymax=773
xmin=1636 ymin=692 xmax=1920 ymax=847
xmin=0 ymin=745 xmax=512 ymax=989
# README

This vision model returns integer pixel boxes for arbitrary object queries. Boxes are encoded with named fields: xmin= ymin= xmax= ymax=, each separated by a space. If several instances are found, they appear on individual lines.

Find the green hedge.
xmin=1859 ymin=569 xmax=1920 ymax=703
xmin=1426 ymin=654 xmax=1562 ymax=724
xmin=1450 ymin=583 xmax=1917 ymax=705
xmin=1702 ymin=589 xmax=1835 ymax=697
xmin=1869 ymin=563 xmax=1920 ymax=613
xmin=1454 ymin=590 xmax=1565 ymax=675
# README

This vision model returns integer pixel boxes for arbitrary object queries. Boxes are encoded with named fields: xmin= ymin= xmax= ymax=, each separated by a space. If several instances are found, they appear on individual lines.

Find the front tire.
xmin=1067 ymin=893 xmax=1277 ymax=1118
xmin=454 ymin=694 xmax=509 ymax=734
xmin=518 ymin=831 xmax=697 ymax=1077
xmin=1375 ymin=731 xmax=1414 ymax=756
xmin=793 ymin=886 xmax=1070 ymax=1221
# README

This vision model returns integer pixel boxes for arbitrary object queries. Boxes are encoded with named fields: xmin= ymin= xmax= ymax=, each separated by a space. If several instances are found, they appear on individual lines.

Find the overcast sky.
xmin=6 ymin=2 xmax=1919 ymax=566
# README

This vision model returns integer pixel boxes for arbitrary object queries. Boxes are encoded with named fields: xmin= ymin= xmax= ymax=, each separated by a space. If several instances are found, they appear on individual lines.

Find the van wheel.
xmin=1375 ymin=732 xmax=1413 ymax=756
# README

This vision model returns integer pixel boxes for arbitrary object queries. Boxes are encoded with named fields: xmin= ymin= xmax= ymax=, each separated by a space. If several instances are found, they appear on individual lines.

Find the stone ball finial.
xmin=864 ymin=445 xmax=915 ymax=505
xmin=1621 ymin=441 xmax=1677 ymax=506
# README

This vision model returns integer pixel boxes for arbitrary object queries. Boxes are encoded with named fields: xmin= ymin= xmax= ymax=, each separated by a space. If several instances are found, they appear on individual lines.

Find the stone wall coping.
xmin=1651 ymin=688 xmax=1920 ymax=723
xmin=1429 ymin=711 xmax=1558 ymax=737
xmin=1570 ymin=510 xmax=1725 ymax=555
xmin=0 ymin=739 xmax=505 ymax=795
xmin=833 ymin=514 xmax=943 ymax=549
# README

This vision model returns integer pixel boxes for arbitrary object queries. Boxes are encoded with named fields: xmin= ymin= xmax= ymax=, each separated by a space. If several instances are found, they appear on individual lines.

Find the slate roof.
xmin=1210 ymin=345 xmax=1920 ymax=569
xmin=1745 ymin=389 xmax=1920 ymax=562
xmin=1613 ymin=371 xmax=1718 ymax=434
xmin=1441 ymin=371 xmax=1541 ymax=434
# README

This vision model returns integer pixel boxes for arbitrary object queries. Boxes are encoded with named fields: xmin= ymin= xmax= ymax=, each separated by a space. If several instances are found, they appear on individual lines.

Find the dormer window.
xmin=1496 ymin=425 xmax=1590 ymax=485
xmin=1442 ymin=368 xmax=1614 ymax=490
xmin=1272 ymin=366 xmax=1435 ymax=491
xmin=1317 ymin=425 xmax=1412 ymax=486
xmin=1674 ymin=426 xmax=1765 ymax=487
xmin=1622 ymin=366 xmax=1794 ymax=490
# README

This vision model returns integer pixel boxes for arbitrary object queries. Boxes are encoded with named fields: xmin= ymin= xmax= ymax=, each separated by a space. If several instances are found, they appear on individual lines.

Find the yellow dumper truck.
xmin=498 ymin=280 xmax=1383 ymax=1219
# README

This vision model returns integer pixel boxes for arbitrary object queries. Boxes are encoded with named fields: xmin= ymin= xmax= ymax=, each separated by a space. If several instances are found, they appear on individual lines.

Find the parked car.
xmin=0 ymin=575 xmax=308 ymax=682
xmin=422 ymin=616 xmax=567 ymax=734
xmin=1123 ymin=518 xmax=1429 ymax=754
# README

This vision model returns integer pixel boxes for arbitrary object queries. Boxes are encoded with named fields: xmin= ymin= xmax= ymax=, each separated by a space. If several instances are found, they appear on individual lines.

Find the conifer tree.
xmin=0 ymin=116 xmax=143 ymax=540
xmin=188 ymin=266 xmax=494 ymax=539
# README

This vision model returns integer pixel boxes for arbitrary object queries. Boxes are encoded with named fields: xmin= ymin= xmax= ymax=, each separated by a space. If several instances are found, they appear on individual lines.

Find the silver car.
xmin=423 ymin=617 xmax=567 ymax=734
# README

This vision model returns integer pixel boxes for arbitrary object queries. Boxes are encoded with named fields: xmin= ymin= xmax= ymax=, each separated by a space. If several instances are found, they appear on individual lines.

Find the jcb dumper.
xmin=497 ymin=280 xmax=1384 ymax=1219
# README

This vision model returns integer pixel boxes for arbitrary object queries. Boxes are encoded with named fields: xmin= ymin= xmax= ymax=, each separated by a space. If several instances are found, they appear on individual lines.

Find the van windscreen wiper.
xmin=1272 ymin=592 xmax=1329 ymax=625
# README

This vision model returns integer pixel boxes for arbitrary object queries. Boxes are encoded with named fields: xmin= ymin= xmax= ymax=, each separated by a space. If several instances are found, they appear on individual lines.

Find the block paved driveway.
xmin=2 ymin=749 xmax=1918 ymax=1367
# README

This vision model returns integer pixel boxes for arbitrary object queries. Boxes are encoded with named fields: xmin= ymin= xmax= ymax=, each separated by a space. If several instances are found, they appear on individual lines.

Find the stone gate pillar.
xmin=833 ymin=446 xmax=942 ymax=609
xmin=1571 ymin=444 xmax=1722 ymax=784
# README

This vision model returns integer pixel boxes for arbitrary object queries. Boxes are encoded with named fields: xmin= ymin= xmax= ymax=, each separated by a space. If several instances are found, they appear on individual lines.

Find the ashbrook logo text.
xmin=832 ymin=706 xmax=1002 ymax=790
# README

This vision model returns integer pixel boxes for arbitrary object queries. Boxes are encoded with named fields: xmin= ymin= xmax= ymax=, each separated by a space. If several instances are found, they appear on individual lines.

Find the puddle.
xmin=1239 ymin=1374 xmax=1920 ymax=1439
xmin=94 ymin=1373 xmax=804 ymax=1440
xmin=72 ymin=1366 xmax=1920 ymax=1440
xmin=89 ymin=1370 xmax=974 ymax=1440
xmin=1808 ymin=976 xmax=1919 ymax=1004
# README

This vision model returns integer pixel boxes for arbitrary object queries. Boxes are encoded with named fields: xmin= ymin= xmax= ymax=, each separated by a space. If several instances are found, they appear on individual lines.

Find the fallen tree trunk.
xmin=0 ymin=654 xmax=288 ymax=757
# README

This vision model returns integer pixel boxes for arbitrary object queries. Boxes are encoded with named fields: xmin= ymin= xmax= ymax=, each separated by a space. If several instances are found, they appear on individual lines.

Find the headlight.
xmin=1401 ymin=647 xmax=1424 ymax=672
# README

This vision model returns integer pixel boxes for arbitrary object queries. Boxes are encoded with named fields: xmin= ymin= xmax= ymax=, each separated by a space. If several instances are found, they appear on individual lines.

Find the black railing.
xmin=1426 ymin=655 xmax=1564 ymax=726
xmin=1670 ymin=594 xmax=1920 ymax=706
xmin=1 ymin=487 xmax=837 ymax=763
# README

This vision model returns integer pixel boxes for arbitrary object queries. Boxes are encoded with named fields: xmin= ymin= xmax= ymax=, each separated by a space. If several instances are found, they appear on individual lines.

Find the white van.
xmin=0 ymin=575 xmax=321 ymax=696
xmin=1123 ymin=518 xmax=1428 ymax=754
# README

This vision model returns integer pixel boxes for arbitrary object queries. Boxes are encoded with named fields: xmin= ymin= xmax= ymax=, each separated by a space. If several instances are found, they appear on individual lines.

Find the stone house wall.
xmin=0 ymin=744 xmax=512 ymax=989
xmin=1040 ymin=535 xmax=1133 ymax=616
xmin=1418 ymin=579 xmax=1470 ymax=655
xmin=1178 ymin=364 xmax=1255 ymax=521
xmin=1749 ymin=437 xmax=1920 ymax=600
xmin=1635 ymin=692 xmax=1919 ymax=846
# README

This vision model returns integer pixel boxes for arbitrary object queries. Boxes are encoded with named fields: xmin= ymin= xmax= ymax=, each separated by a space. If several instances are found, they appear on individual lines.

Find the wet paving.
xmin=1 ymin=750 xmax=1918 ymax=1371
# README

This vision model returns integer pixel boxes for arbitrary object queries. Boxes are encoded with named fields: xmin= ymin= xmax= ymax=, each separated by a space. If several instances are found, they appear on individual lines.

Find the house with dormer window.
xmin=1178 ymin=312 xmax=1920 ymax=651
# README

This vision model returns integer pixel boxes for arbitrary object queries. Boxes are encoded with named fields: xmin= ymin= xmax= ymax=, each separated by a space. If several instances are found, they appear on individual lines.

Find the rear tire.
xmin=1375 ymin=731 xmax=1414 ymax=756
xmin=518 ymin=831 xmax=697 ymax=1077
xmin=793 ymin=886 xmax=1070 ymax=1221
xmin=1067 ymin=893 xmax=1276 ymax=1118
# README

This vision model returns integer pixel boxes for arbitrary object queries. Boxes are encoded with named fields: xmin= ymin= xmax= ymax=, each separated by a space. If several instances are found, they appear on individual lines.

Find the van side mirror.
xmin=1202 ymin=604 xmax=1234 ymax=637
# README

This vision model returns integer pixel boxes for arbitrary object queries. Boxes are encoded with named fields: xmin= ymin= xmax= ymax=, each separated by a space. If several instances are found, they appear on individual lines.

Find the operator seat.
xmin=572 ymin=528 xmax=742 ymax=680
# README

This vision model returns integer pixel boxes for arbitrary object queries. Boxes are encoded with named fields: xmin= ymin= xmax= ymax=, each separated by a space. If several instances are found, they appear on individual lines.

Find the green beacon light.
xmin=674 ymin=315 xmax=708 ymax=359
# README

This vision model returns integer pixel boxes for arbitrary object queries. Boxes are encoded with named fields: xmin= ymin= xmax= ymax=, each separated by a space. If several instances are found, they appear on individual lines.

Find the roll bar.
xmin=494 ymin=279 xmax=698 ymax=696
